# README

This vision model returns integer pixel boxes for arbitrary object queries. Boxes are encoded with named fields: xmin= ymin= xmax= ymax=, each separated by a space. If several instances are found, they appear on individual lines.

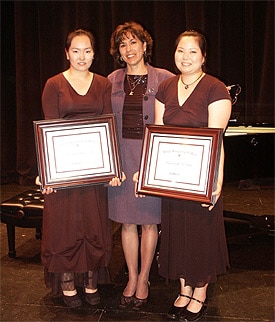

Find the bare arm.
xmin=204 ymin=98 xmax=232 ymax=210
xmin=154 ymin=99 xmax=165 ymax=125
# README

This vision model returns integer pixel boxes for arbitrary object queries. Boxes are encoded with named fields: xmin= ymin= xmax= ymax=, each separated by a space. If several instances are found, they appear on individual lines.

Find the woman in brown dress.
xmin=154 ymin=30 xmax=232 ymax=321
xmin=39 ymin=29 xmax=113 ymax=308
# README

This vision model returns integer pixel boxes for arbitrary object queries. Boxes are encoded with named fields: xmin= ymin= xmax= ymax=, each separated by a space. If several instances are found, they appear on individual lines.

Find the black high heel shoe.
xmin=132 ymin=281 xmax=150 ymax=311
xmin=167 ymin=294 xmax=192 ymax=319
xmin=119 ymin=293 xmax=135 ymax=309
xmin=179 ymin=297 xmax=207 ymax=321
xmin=63 ymin=293 xmax=82 ymax=308
xmin=61 ymin=275 xmax=82 ymax=308
xmin=85 ymin=290 xmax=100 ymax=305
xmin=132 ymin=296 xmax=148 ymax=311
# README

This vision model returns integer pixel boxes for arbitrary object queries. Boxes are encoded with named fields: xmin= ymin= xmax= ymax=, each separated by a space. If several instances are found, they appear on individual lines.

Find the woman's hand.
xmin=201 ymin=182 xmax=222 ymax=211
xmin=132 ymin=171 xmax=145 ymax=198
xmin=132 ymin=171 xmax=139 ymax=184
xmin=41 ymin=187 xmax=57 ymax=195
xmin=35 ymin=175 xmax=57 ymax=195
xmin=35 ymin=176 xmax=41 ymax=186
xmin=109 ymin=172 xmax=126 ymax=186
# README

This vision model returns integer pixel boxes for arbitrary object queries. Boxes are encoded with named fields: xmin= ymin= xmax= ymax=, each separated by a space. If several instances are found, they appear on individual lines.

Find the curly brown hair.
xmin=109 ymin=21 xmax=153 ymax=67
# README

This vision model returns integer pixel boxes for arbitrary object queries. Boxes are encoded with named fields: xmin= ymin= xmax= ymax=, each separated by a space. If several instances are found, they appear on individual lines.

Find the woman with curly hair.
xmin=108 ymin=21 xmax=174 ymax=310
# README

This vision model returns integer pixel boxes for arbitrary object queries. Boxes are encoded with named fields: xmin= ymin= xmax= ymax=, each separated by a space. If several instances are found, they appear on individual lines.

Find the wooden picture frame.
xmin=137 ymin=125 xmax=223 ymax=204
xmin=33 ymin=114 xmax=121 ymax=189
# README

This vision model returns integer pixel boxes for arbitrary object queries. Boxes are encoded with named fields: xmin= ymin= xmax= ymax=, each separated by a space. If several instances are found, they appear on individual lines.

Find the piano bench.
xmin=0 ymin=189 xmax=44 ymax=258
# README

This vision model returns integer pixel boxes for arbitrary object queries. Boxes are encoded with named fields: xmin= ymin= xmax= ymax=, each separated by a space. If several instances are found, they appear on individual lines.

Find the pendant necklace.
xmin=127 ymin=75 xmax=143 ymax=95
xmin=181 ymin=72 xmax=204 ymax=89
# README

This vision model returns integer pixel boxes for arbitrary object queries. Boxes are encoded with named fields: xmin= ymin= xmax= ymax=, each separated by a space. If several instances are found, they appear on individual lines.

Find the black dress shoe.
xmin=167 ymin=294 xmax=192 ymax=319
xmin=119 ymin=294 xmax=135 ymax=309
xmin=63 ymin=294 xmax=82 ymax=308
xmin=85 ymin=290 xmax=100 ymax=305
xmin=132 ymin=295 xmax=148 ymax=311
xmin=132 ymin=281 xmax=150 ymax=311
xmin=179 ymin=297 xmax=207 ymax=321
xmin=167 ymin=304 xmax=186 ymax=319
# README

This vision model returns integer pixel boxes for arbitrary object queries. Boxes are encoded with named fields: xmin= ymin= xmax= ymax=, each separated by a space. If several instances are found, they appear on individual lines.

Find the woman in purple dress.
xmin=154 ymin=30 xmax=232 ymax=321
xmin=108 ymin=21 xmax=174 ymax=310
xmin=39 ymin=29 xmax=113 ymax=308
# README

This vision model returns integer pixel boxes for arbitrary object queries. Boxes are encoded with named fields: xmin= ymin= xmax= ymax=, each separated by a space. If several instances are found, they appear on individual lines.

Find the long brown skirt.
xmin=158 ymin=197 xmax=230 ymax=287
xmin=41 ymin=185 xmax=112 ymax=295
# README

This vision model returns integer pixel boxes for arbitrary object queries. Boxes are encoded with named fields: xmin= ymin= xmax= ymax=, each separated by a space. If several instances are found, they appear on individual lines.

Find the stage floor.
xmin=0 ymin=182 xmax=274 ymax=321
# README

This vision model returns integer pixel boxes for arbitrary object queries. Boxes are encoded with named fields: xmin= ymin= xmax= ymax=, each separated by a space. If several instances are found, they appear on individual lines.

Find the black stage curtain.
xmin=1 ymin=1 xmax=274 ymax=184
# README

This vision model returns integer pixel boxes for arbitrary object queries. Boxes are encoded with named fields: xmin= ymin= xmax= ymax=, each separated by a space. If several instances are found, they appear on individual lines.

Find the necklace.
xmin=127 ymin=75 xmax=143 ymax=95
xmin=181 ymin=72 xmax=204 ymax=89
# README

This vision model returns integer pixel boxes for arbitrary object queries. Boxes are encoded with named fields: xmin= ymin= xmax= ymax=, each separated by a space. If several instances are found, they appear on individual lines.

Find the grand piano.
xmin=224 ymin=126 xmax=274 ymax=182
xmin=223 ymin=125 xmax=274 ymax=234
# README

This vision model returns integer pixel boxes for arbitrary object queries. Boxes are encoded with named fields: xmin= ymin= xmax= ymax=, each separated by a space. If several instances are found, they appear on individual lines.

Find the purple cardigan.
xmin=107 ymin=64 xmax=174 ymax=225
xmin=108 ymin=64 xmax=174 ymax=141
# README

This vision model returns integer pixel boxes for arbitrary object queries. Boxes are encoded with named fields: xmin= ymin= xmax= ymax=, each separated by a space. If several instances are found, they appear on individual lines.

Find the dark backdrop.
xmin=1 ymin=1 xmax=274 ymax=184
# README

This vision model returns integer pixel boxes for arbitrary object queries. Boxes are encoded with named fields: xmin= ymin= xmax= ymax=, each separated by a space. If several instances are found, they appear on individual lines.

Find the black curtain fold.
xmin=257 ymin=2 xmax=274 ymax=123
xmin=1 ymin=1 xmax=274 ymax=184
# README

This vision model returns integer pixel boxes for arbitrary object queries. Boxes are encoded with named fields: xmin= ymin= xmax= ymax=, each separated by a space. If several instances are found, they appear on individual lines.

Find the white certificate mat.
xmin=47 ymin=125 xmax=111 ymax=178
xmin=147 ymin=134 xmax=211 ymax=194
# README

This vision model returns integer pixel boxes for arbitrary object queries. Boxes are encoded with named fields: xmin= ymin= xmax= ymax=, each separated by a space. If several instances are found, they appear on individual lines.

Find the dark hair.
xmin=109 ymin=21 xmax=153 ymax=67
xmin=65 ymin=29 xmax=95 ymax=52
xmin=175 ymin=30 xmax=207 ymax=68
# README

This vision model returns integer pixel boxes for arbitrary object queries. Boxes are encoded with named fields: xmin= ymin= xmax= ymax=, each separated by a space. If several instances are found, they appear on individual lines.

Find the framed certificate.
xmin=137 ymin=125 xmax=223 ymax=204
xmin=33 ymin=114 xmax=122 ymax=189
